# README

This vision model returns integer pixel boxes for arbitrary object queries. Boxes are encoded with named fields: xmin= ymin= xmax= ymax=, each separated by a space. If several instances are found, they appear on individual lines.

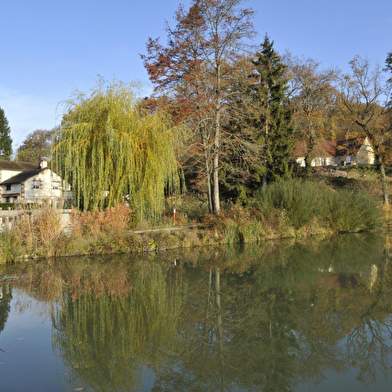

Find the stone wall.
xmin=0 ymin=209 xmax=71 ymax=233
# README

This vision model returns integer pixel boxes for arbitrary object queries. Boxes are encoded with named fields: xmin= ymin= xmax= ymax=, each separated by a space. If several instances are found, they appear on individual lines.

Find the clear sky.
xmin=1 ymin=0 xmax=391 ymax=150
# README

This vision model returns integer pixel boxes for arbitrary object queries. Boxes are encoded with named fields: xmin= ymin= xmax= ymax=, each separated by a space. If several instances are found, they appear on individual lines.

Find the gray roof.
xmin=0 ymin=160 xmax=37 ymax=171
xmin=1 ymin=168 xmax=46 ymax=185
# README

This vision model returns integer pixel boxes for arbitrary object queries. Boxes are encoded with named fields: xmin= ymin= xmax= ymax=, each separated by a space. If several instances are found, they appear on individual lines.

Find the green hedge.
xmin=0 ymin=203 xmax=14 ymax=210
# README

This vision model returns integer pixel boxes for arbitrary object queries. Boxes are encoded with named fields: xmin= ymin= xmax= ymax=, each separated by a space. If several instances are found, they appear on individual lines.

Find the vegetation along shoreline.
xmin=0 ymin=176 xmax=386 ymax=264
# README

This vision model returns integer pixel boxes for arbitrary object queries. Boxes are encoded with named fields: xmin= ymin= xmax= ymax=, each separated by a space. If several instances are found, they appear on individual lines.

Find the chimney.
xmin=40 ymin=158 xmax=49 ymax=169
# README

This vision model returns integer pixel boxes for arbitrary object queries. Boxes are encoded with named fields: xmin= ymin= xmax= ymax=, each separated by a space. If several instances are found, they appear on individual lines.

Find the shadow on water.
xmin=1 ymin=233 xmax=392 ymax=391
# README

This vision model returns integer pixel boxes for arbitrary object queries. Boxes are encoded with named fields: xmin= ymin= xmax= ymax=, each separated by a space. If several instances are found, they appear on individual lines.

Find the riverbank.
xmin=0 ymin=179 xmax=386 ymax=264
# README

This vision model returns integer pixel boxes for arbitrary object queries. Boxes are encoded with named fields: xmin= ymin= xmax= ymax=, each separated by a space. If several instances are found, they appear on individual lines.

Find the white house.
xmin=294 ymin=137 xmax=375 ymax=167
xmin=0 ymin=161 xmax=36 ymax=201
xmin=0 ymin=159 xmax=71 ymax=205
xmin=333 ymin=137 xmax=375 ymax=166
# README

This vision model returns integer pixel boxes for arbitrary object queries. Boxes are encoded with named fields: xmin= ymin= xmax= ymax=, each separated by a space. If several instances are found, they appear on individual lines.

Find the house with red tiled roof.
xmin=294 ymin=137 xmax=375 ymax=167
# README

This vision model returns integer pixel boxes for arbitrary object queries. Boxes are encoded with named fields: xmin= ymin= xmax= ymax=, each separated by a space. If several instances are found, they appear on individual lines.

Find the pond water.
xmin=1 ymin=234 xmax=392 ymax=391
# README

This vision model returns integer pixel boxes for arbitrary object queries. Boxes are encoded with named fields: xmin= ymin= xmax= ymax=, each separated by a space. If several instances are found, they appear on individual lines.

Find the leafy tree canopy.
xmin=52 ymin=80 xmax=181 ymax=217
xmin=16 ymin=129 xmax=55 ymax=164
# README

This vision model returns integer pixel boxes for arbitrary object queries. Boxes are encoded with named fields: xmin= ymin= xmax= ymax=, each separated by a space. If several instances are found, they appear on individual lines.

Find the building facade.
xmin=0 ymin=160 xmax=71 ymax=205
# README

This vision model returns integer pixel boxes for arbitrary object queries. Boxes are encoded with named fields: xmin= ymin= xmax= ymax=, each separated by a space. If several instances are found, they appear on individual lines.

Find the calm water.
xmin=1 ymin=234 xmax=392 ymax=392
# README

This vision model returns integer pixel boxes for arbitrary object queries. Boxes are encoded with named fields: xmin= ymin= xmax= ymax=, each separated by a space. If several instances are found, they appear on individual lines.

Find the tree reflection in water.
xmin=0 ymin=284 xmax=12 ymax=337
xmin=6 ymin=234 xmax=392 ymax=391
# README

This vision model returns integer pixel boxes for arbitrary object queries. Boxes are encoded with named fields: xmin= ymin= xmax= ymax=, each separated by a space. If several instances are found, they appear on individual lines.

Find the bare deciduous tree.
xmin=340 ymin=56 xmax=392 ymax=205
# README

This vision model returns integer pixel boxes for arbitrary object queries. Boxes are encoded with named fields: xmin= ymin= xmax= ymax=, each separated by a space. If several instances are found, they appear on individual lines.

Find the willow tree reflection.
xmin=51 ymin=261 xmax=187 ymax=392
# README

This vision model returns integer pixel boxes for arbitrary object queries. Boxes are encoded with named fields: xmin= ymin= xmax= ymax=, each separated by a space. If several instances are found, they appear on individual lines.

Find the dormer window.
xmin=6 ymin=185 xmax=11 ymax=191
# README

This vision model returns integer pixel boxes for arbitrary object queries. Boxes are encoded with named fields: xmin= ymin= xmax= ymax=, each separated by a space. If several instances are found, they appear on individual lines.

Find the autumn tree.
xmin=16 ymin=128 xmax=55 ymax=164
xmin=0 ymin=106 xmax=12 ymax=160
xmin=52 ymin=81 xmax=180 ymax=217
xmin=142 ymin=0 xmax=255 ymax=214
xmin=142 ymin=3 xmax=216 ymax=211
xmin=340 ymin=56 xmax=392 ymax=205
xmin=285 ymin=55 xmax=338 ymax=174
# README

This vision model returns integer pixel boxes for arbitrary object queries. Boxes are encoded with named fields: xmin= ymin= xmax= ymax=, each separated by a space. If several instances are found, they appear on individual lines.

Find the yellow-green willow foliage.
xmin=51 ymin=262 xmax=187 ymax=391
xmin=52 ymin=81 xmax=180 ymax=217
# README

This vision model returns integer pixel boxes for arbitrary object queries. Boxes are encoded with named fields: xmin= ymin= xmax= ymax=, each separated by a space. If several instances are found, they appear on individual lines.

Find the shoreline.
xmin=2 ymin=223 xmax=382 ymax=264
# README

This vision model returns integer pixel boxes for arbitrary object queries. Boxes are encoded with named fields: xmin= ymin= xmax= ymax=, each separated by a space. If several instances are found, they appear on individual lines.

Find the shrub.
xmin=34 ymin=208 xmax=62 ymax=247
xmin=206 ymin=205 xmax=265 ymax=244
xmin=328 ymin=189 xmax=381 ymax=232
xmin=69 ymin=203 xmax=133 ymax=239
xmin=253 ymin=179 xmax=328 ymax=229
xmin=253 ymin=179 xmax=381 ymax=234
xmin=164 ymin=193 xmax=210 ymax=224
xmin=0 ymin=203 xmax=14 ymax=210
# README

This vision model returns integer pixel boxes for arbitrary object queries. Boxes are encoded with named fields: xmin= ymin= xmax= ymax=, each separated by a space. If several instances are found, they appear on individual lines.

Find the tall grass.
xmin=0 ymin=207 xmax=63 ymax=262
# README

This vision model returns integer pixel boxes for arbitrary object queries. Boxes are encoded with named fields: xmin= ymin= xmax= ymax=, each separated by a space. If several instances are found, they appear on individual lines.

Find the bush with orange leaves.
xmin=70 ymin=203 xmax=134 ymax=239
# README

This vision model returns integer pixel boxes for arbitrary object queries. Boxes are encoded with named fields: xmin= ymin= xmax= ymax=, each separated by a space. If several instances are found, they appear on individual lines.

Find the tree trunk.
xmin=305 ymin=137 xmax=315 ymax=177
xmin=213 ymin=119 xmax=220 ymax=214
xmin=201 ymin=128 xmax=213 ymax=214
xmin=380 ymin=163 xmax=389 ymax=205
xmin=206 ymin=157 xmax=213 ymax=214
xmin=304 ymin=154 xmax=312 ymax=176
xmin=212 ymin=63 xmax=222 ymax=214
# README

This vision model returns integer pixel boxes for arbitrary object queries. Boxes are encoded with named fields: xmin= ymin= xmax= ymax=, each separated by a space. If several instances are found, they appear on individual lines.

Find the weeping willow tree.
xmin=52 ymin=80 xmax=180 ymax=218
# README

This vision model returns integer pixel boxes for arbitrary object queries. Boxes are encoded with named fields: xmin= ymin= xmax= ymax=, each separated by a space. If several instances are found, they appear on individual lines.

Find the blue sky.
xmin=1 ymin=0 xmax=391 ymax=150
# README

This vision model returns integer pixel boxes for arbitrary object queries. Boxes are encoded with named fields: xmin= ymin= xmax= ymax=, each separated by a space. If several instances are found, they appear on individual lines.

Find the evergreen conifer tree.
xmin=220 ymin=36 xmax=294 ymax=201
xmin=252 ymin=35 xmax=294 ymax=184
xmin=0 ymin=106 xmax=12 ymax=160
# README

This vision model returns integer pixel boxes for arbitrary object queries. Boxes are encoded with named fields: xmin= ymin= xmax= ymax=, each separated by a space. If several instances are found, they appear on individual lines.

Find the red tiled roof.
xmin=294 ymin=137 xmax=367 ymax=158
xmin=294 ymin=140 xmax=337 ymax=157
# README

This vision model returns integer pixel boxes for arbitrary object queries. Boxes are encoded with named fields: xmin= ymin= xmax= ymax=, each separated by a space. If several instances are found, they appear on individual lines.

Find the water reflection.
xmin=0 ymin=284 xmax=12 ymax=336
xmin=1 ymin=234 xmax=392 ymax=391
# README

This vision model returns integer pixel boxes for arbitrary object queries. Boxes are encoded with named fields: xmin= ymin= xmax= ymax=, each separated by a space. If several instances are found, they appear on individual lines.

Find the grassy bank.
xmin=0 ymin=179 xmax=384 ymax=264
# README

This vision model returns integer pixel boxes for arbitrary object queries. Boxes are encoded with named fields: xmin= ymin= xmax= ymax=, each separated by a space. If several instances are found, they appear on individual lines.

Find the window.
xmin=6 ymin=185 xmax=11 ymax=191
xmin=32 ymin=180 xmax=40 ymax=189
xmin=52 ymin=181 xmax=60 ymax=190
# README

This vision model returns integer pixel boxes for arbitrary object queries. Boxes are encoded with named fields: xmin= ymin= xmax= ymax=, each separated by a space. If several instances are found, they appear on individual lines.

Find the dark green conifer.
xmin=0 ymin=106 xmax=12 ymax=160
xmin=252 ymin=35 xmax=294 ymax=184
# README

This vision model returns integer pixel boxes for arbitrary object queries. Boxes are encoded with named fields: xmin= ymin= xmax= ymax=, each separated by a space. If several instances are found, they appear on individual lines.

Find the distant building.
xmin=294 ymin=137 xmax=375 ymax=167
xmin=0 ymin=159 xmax=71 ymax=205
